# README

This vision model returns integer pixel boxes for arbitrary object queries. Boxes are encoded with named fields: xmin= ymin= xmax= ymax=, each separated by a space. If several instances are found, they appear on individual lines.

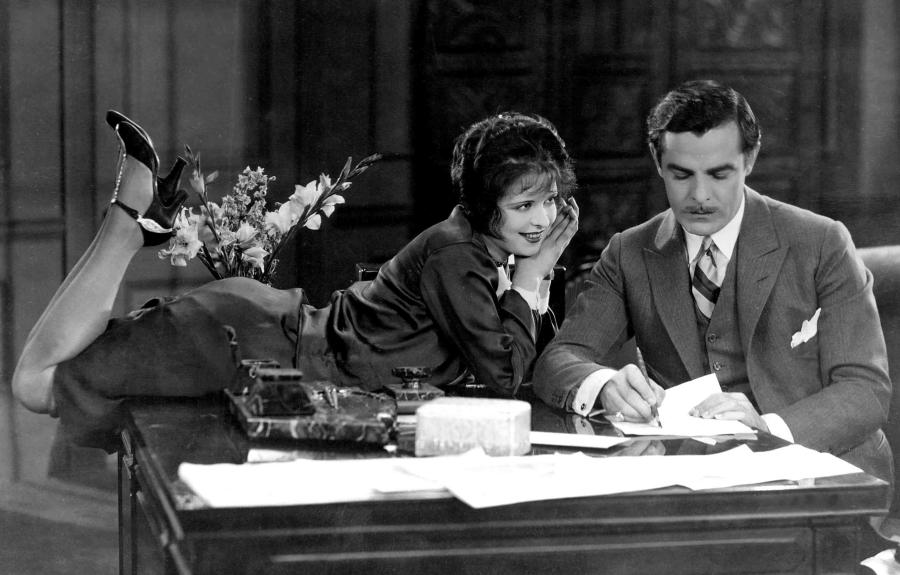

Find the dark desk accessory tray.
xmin=225 ymin=367 xmax=398 ymax=445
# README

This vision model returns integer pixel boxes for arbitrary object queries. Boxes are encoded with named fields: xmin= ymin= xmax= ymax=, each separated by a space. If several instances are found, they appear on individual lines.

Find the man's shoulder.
xmin=616 ymin=210 xmax=672 ymax=245
xmin=753 ymin=190 xmax=845 ymax=240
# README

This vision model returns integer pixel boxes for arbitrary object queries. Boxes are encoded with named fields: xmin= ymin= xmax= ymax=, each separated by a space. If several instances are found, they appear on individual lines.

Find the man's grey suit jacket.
xmin=535 ymin=188 xmax=893 ymax=481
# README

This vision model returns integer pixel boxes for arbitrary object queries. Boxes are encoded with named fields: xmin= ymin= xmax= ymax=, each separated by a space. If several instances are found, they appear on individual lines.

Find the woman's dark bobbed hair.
xmin=450 ymin=112 xmax=576 ymax=236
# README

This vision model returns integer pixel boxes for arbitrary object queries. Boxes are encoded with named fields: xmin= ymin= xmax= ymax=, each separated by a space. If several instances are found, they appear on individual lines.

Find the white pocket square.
xmin=790 ymin=307 xmax=821 ymax=349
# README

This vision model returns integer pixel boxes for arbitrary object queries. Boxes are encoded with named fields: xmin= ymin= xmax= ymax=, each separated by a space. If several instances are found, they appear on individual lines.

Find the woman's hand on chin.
xmin=513 ymin=197 xmax=579 ymax=289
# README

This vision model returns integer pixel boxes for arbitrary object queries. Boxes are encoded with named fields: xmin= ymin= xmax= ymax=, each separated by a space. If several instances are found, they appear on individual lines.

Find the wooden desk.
xmin=118 ymin=396 xmax=888 ymax=575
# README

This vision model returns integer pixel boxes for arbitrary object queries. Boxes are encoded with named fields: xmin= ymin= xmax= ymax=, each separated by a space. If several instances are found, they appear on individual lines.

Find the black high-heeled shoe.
xmin=106 ymin=110 xmax=159 ymax=174
xmin=106 ymin=110 xmax=189 ymax=246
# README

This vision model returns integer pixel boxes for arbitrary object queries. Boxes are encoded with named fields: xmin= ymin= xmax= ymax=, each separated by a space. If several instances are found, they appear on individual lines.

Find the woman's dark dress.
xmin=52 ymin=207 xmax=554 ymax=449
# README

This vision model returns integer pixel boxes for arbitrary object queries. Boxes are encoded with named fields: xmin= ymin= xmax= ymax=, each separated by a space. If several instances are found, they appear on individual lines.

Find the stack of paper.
xmin=178 ymin=443 xmax=863 ymax=509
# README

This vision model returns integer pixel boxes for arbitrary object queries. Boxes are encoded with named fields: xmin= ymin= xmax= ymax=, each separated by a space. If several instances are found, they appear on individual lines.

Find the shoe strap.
xmin=111 ymin=198 xmax=141 ymax=221
xmin=111 ymin=199 xmax=173 ymax=234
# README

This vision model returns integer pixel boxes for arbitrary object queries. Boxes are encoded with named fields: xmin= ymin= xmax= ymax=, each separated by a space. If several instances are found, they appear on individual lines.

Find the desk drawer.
xmin=187 ymin=526 xmax=824 ymax=575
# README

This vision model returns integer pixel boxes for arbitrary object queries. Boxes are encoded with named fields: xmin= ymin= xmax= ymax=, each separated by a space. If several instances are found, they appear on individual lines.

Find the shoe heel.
xmin=139 ymin=157 xmax=189 ymax=246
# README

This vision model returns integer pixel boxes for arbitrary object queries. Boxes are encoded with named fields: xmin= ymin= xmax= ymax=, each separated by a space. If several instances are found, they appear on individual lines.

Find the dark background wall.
xmin=0 ymin=1 xmax=898 ymax=561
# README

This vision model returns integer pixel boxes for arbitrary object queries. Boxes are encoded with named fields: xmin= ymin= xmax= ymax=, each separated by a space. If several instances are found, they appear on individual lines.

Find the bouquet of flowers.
xmin=159 ymin=146 xmax=381 ymax=285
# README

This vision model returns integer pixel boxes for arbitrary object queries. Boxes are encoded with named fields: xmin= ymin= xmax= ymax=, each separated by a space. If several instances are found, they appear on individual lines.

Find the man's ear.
xmin=744 ymin=145 xmax=760 ymax=175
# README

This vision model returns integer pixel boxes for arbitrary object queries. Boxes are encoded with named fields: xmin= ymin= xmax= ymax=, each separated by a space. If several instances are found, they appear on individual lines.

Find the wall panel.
xmin=9 ymin=0 xmax=63 ymax=222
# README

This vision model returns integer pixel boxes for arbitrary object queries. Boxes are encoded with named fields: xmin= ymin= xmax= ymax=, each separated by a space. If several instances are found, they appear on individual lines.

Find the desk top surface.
xmin=127 ymin=398 xmax=888 ymax=524
xmin=121 ymin=395 xmax=889 ymax=532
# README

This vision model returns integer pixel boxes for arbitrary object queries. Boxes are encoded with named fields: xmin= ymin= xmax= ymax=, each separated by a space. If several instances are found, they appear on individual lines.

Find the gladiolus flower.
xmin=234 ymin=221 xmax=257 ymax=248
xmin=304 ymin=213 xmax=323 ymax=230
xmin=158 ymin=208 xmax=202 ymax=266
xmin=241 ymin=245 xmax=268 ymax=271
xmin=290 ymin=180 xmax=321 ymax=211
xmin=265 ymin=202 xmax=299 ymax=236
xmin=320 ymin=194 xmax=345 ymax=218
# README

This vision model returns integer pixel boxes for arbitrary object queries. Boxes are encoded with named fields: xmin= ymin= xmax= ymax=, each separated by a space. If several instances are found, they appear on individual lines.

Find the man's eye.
xmin=673 ymin=173 xmax=691 ymax=181
xmin=712 ymin=172 xmax=730 ymax=180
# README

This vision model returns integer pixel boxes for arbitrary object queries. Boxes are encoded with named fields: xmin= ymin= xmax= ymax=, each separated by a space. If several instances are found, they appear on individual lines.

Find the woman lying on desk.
xmin=12 ymin=111 xmax=578 ymax=450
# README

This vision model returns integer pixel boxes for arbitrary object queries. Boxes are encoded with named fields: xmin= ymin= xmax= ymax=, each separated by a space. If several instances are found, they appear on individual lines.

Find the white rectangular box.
xmin=414 ymin=397 xmax=531 ymax=457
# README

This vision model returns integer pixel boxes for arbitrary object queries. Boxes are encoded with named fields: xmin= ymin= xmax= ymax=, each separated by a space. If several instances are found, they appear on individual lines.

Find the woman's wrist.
xmin=511 ymin=275 xmax=542 ymax=293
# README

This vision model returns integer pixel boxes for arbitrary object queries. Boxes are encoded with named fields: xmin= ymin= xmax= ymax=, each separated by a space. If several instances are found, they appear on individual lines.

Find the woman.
xmin=12 ymin=111 xmax=578 ymax=449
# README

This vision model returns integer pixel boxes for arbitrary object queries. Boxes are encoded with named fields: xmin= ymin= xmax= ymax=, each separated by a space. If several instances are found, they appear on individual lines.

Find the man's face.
xmin=656 ymin=121 xmax=757 ymax=236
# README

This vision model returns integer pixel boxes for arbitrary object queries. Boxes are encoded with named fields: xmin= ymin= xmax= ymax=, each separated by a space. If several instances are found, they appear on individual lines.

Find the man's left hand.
xmin=689 ymin=392 xmax=769 ymax=433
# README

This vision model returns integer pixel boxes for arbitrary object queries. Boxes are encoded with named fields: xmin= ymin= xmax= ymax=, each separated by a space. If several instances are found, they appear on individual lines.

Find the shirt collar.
xmin=682 ymin=191 xmax=745 ymax=263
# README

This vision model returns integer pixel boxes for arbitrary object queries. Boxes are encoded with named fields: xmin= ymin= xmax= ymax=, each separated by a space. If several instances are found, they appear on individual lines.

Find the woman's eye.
xmin=544 ymin=196 xmax=558 ymax=205
xmin=516 ymin=203 xmax=532 ymax=211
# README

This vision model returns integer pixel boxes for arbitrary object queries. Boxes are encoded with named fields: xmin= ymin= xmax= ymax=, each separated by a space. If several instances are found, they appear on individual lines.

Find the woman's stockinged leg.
xmin=12 ymin=158 xmax=151 ymax=414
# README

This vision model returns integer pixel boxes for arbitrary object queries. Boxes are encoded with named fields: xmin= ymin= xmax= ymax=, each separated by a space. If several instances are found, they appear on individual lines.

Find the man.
xmin=534 ymin=79 xmax=892 ymax=482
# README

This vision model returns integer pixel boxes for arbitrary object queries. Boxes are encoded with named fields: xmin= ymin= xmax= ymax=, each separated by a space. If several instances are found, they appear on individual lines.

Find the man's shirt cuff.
xmin=761 ymin=413 xmax=794 ymax=442
xmin=572 ymin=368 xmax=619 ymax=416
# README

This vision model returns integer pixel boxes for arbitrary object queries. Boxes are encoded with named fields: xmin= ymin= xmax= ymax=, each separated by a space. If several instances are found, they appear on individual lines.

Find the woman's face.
xmin=483 ymin=172 xmax=559 ymax=261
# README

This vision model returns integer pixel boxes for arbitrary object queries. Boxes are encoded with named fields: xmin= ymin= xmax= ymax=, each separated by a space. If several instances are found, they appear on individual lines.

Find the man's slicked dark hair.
xmin=451 ymin=112 xmax=576 ymax=236
xmin=647 ymin=79 xmax=761 ymax=163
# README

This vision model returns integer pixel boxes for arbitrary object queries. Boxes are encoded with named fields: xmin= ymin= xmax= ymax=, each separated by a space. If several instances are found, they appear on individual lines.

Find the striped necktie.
xmin=691 ymin=237 xmax=722 ymax=319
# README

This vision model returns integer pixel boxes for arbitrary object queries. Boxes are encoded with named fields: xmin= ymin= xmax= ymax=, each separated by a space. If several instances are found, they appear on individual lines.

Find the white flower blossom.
xmin=158 ymin=208 xmax=202 ymax=266
xmin=304 ymin=213 xmax=323 ymax=230
xmin=241 ymin=245 xmax=268 ymax=271
xmin=290 ymin=180 xmax=322 ymax=211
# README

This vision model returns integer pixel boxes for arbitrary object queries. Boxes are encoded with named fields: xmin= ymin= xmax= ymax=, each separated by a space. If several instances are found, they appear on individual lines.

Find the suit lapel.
xmin=736 ymin=188 xmax=787 ymax=354
xmin=644 ymin=212 xmax=706 ymax=379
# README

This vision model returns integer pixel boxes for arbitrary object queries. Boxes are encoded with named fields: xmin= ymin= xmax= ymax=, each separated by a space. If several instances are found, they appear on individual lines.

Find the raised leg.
xmin=13 ymin=128 xmax=159 ymax=414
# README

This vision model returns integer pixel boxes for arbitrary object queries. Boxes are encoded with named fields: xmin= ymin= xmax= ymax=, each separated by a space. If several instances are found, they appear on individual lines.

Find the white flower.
xmin=320 ymin=194 xmax=345 ymax=217
xmin=234 ymin=221 xmax=257 ymax=248
xmin=265 ymin=202 xmax=299 ymax=236
xmin=158 ymin=208 xmax=202 ymax=267
xmin=304 ymin=213 xmax=323 ymax=230
xmin=290 ymin=179 xmax=322 ymax=211
xmin=241 ymin=245 xmax=268 ymax=271
xmin=790 ymin=308 xmax=821 ymax=348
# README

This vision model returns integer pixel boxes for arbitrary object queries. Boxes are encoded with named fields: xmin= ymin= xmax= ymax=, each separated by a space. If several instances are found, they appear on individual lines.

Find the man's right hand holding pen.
xmin=597 ymin=363 xmax=665 ymax=425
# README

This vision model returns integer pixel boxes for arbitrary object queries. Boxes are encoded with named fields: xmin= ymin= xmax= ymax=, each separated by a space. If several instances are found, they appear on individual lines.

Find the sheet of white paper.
xmin=610 ymin=373 xmax=755 ymax=436
xmin=405 ymin=444 xmax=864 ymax=508
xmin=529 ymin=431 xmax=629 ymax=449
xmin=178 ymin=458 xmax=447 ymax=507
xmin=179 ymin=442 xmax=865 ymax=509
xmin=675 ymin=443 xmax=864 ymax=490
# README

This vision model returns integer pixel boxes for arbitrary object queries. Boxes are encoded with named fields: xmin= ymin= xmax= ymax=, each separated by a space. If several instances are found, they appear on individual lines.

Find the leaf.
xmin=206 ymin=171 xmax=219 ymax=183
